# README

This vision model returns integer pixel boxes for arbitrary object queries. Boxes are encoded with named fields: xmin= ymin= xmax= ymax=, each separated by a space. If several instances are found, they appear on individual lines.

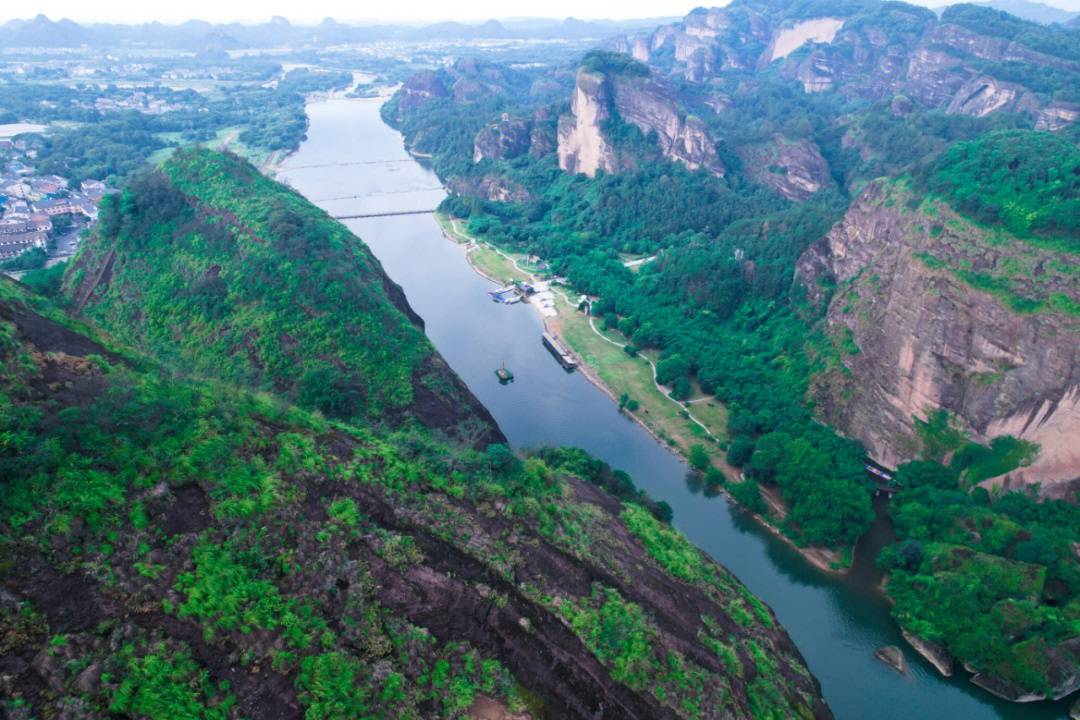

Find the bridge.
xmin=332 ymin=209 xmax=437 ymax=220
xmin=865 ymin=463 xmax=902 ymax=496
xmin=283 ymin=159 xmax=418 ymax=171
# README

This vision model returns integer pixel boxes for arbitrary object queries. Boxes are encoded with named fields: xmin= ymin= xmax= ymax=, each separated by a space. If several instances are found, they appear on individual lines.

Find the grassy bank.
xmin=437 ymin=214 xmax=729 ymax=471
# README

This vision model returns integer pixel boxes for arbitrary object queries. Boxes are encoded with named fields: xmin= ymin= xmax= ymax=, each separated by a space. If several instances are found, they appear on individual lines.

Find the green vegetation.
xmin=877 ymin=409 xmax=1077 ymax=697
xmin=0 ymin=67 xmax=329 ymax=185
xmin=880 ymin=458 xmax=1080 ymax=697
xmin=941 ymin=4 xmax=1080 ymax=65
xmin=71 ymin=149 xmax=459 ymax=427
xmin=110 ymin=643 xmax=236 ymax=719
xmin=0 ymin=148 xmax=822 ymax=718
xmin=557 ymin=586 xmax=656 ymax=689
xmin=923 ymin=130 xmax=1080 ymax=245
xmin=0 ymin=247 xmax=48 ymax=272
xmin=580 ymin=49 xmax=651 ymax=78
xmin=436 ymin=154 xmax=871 ymax=547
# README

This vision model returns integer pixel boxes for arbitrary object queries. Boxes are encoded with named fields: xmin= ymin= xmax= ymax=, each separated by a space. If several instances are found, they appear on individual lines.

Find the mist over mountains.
xmin=0 ymin=13 xmax=680 ymax=49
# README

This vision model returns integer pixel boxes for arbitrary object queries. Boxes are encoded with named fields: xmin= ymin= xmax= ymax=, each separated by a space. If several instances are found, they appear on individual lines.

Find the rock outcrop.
xmin=558 ymin=67 xmax=724 ymax=178
xmin=761 ymin=18 xmax=845 ymax=65
xmin=0 ymin=276 xmax=834 ymax=720
xmin=738 ymin=135 xmax=833 ymax=201
xmin=1035 ymin=101 xmax=1080 ymax=131
xmin=598 ymin=5 xmax=1078 ymax=126
xmin=474 ymin=116 xmax=532 ymax=162
xmin=796 ymin=182 xmax=1080 ymax=495
xmin=631 ymin=34 xmax=651 ymax=63
xmin=945 ymin=75 xmax=1041 ymax=118
xmin=901 ymin=630 xmax=955 ymax=677
xmin=557 ymin=71 xmax=620 ymax=178
xmin=874 ymin=646 xmax=909 ymax=675
xmin=397 ymin=71 xmax=448 ymax=112
xmin=450 ymin=174 xmax=532 ymax=203
xmin=529 ymin=122 xmax=557 ymax=159
xmin=904 ymin=46 xmax=967 ymax=108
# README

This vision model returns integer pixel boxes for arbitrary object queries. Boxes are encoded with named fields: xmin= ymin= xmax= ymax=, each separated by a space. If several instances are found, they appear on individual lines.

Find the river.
xmin=278 ymin=97 xmax=1070 ymax=720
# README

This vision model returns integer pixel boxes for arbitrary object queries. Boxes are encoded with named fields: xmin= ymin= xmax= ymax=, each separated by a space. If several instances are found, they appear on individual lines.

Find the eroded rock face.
xmin=1035 ymin=101 xmax=1080 ymax=132
xmin=611 ymin=77 xmax=724 ymax=175
xmin=762 ymin=17 xmax=845 ymax=65
xmin=901 ymin=630 xmax=954 ymax=677
xmin=905 ymin=46 xmax=968 ymax=108
xmin=598 ymin=5 xmax=1071 ymax=125
xmin=557 ymin=71 xmax=619 ymax=178
xmin=945 ymin=75 xmax=1042 ymax=118
xmin=631 ymin=34 xmax=651 ymax=63
xmin=738 ymin=135 xmax=833 ymax=201
xmin=793 ymin=51 xmax=841 ymax=93
xmin=796 ymin=182 xmax=1080 ymax=495
xmin=930 ymin=22 xmax=1080 ymax=73
xmin=450 ymin=174 xmax=532 ymax=203
xmin=474 ymin=117 xmax=533 ymax=162
xmin=558 ymin=69 xmax=724 ymax=178
xmin=398 ymin=71 xmax=448 ymax=112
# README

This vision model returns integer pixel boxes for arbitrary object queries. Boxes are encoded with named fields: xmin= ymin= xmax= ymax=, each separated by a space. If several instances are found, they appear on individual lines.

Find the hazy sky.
xmin=7 ymin=0 xmax=1080 ymax=25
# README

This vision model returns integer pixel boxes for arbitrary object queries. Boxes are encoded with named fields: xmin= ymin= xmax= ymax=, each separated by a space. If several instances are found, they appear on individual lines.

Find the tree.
xmin=704 ymin=466 xmax=726 ymax=487
xmin=747 ymin=432 xmax=792 ymax=483
xmin=895 ymin=460 xmax=958 ymax=490
xmin=688 ymin=444 xmax=709 ymax=473
xmin=726 ymin=435 xmax=755 ymax=467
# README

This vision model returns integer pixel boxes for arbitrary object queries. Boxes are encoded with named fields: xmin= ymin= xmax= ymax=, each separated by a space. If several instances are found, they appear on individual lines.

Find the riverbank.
xmin=436 ymin=210 xmax=851 ymax=574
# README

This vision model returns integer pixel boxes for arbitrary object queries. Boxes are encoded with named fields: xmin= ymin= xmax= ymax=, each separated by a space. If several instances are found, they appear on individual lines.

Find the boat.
xmin=495 ymin=361 xmax=514 ymax=383
xmin=541 ymin=332 xmax=577 ymax=370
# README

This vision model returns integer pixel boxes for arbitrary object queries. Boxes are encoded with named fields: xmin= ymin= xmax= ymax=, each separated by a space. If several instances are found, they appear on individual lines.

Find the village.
xmin=0 ymin=135 xmax=107 ymax=271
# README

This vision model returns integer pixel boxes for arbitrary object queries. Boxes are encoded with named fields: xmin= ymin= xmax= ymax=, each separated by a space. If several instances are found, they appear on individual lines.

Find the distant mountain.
xmin=0 ymin=13 xmax=89 ymax=47
xmin=938 ymin=0 xmax=1080 ymax=25
xmin=193 ymin=29 xmax=239 ymax=51
xmin=0 ymin=13 xmax=671 ymax=48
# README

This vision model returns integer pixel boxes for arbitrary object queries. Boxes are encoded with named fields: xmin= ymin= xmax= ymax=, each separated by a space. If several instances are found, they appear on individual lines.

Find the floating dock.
xmin=487 ymin=286 xmax=519 ymax=304
xmin=542 ymin=332 xmax=577 ymax=370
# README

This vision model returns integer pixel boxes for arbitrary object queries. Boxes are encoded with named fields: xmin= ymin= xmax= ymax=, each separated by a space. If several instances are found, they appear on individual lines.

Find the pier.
xmin=542 ymin=332 xmax=577 ymax=370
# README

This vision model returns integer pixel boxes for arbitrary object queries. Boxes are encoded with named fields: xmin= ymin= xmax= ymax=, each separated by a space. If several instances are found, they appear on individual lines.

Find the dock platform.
xmin=542 ymin=332 xmax=577 ymax=370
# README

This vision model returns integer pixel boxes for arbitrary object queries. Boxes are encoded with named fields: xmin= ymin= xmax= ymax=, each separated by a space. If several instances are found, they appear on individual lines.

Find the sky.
xmin=6 ymin=0 xmax=1080 ymax=25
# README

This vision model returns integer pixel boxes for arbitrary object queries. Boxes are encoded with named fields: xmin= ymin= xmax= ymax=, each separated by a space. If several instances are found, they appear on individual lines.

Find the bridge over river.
xmin=333 ymin=209 xmax=436 ymax=220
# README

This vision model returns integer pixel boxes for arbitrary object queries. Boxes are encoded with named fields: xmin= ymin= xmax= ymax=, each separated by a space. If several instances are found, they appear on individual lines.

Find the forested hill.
xmin=65 ymin=148 xmax=502 ymax=445
xmin=0 ymin=153 xmax=831 ymax=718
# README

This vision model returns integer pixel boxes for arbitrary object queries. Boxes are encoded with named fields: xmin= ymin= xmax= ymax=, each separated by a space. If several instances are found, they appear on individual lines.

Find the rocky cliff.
xmin=558 ymin=66 xmax=724 ymax=178
xmin=945 ymin=75 xmax=1042 ymax=118
xmin=1036 ymin=101 xmax=1080 ymax=131
xmin=450 ymin=174 xmax=532 ymax=203
xmin=394 ymin=70 xmax=448 ymax=115
xmin=796 ymin=182 xmax=1080 ymax=497
xmin=737 ymin=135 xmax=834 ymax=201
xmin=473 ymin=116 xmax=533 ymax=162
xmin=603 ymin=5 xmax=1080 ymax=132
xmin=557 ymin=71 xmax=620 ymax=177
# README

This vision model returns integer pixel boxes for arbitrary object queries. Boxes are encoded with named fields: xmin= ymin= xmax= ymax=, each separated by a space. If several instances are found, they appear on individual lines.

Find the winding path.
xmin=449 ymin=218 xmax=719 ymax=442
